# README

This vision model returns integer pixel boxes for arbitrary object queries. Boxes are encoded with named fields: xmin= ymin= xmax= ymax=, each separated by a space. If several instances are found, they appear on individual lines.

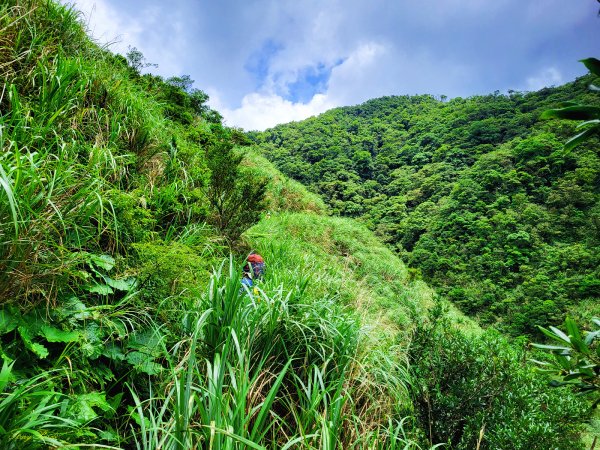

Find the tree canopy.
xmin=251 ymin=77 xmax=600 ymax=336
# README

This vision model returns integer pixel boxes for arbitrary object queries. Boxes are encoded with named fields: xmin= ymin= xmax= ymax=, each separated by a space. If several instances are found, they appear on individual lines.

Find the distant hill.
xmin=250 ymin=79 xmax=600 ymax=336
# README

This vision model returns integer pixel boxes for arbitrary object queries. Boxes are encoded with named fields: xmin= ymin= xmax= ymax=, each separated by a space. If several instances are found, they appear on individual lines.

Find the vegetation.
xmin=533 ymin=317 xmax=600 ymax=407
xmin=0 ymin=0 xmax=593 ymax=448
xmin=250 ymin=73 xmax=600 ymax=338
xmin=409 ymin=305 xmax=586 ymax=449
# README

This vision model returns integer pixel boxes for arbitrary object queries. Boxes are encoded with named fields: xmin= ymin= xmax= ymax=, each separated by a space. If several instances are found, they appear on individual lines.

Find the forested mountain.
xmin=250 ymin=79 xmax=600 ymax=336
xmin=0 ymin=0 xmax=596 ymax=448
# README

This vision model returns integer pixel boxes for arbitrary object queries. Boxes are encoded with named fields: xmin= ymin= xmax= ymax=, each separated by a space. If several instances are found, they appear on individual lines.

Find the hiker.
xmin=245 ymin=251 xmax=265 ymax=280
xmin=240 ymin=251 xmax=265 ymax=293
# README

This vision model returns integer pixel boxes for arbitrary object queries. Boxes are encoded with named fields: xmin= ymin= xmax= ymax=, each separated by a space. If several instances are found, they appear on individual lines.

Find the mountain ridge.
xmin=250 ymin=75 xmax=600 ymax=336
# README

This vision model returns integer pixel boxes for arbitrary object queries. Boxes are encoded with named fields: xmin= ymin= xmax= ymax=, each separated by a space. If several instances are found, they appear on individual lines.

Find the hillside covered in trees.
xmin=250 ymin=79 xmax=600 ymax=336
xmin=0 ymin=0 xmax=597 ymax=448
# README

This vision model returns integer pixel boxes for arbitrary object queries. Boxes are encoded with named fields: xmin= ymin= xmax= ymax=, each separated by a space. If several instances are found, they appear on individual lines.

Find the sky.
xmin=65 ymin=0 xmax=599 ymax=131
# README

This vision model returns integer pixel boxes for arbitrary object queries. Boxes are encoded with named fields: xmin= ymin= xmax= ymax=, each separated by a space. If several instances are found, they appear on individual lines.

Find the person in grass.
xmin=241 ymin=251 xmax=265 ymax=292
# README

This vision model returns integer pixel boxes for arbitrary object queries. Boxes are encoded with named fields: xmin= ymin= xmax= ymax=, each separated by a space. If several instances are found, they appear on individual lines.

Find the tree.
xmin=164 ymin=75 xmax=219 ymax=122
xmin=166 ymin=74 xmax=194 ymax=92
xmin=203 ymin=128 xmax=267 ymax=243
xmin=125 ymin=46 xmax=157 ymax=74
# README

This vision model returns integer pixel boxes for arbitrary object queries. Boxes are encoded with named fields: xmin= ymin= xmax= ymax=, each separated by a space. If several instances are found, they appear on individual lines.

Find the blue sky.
xmin=67 ymin=0 xmax=599 ymax=130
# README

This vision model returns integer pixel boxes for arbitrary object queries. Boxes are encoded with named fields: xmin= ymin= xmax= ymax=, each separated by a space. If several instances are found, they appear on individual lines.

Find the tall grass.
xmin=0 ymin=364 xmax=89 ymax=449
xmin=0 ymin=0 xmax=173 ymax=305
xmin=0 ymin=2 xmax=435 ymax=448
xmin=126 ymin=261 xmax=426 ymax=449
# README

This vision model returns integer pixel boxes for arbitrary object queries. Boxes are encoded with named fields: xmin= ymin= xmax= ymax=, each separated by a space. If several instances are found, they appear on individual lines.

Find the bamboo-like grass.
xmin=0 ymin=2 xmax=436 ymax=447
xmin=125 ymin=262 xmax=429 ymax=449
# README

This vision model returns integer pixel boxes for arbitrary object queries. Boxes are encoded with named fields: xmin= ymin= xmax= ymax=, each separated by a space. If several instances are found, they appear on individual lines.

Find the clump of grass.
xmin=127 ymin=261 xmax=425 ymax=449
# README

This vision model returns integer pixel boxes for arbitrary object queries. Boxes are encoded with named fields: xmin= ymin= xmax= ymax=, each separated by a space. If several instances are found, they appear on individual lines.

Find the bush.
xmin=408 ymin=305 xmax=586 ymax=449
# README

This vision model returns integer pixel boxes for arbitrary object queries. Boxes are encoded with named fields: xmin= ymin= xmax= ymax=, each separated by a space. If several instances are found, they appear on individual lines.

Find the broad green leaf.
xmin=88 ymin=254 xmax=115 ymax=271
xmin=104 ymin=276 xmax=136 ymax=292
xmin=581 ymin=57 xmax=600 ymax=77
xmin=584 ymin=330 xmax=600 ymax=346
xmin=18 ymin=325 xmax=49 ymax=359
xmin=85 ymin=283 xmax=114 ymax=295
xmin=565 ymin=128 xmax=598 ymax=151
xmin=81 ymin=323 xmax=104 ymax=359
xmin=0 ymin=309 xmax=19 ymax=334
xmin=126 ymin=351 xmax=162 ymax=375
xmin=103 ymin=343 xmax=126 ymax=361
xmin=549 ymin=326 xmax=571 ymax=344
xmin=128 ymin=329 xmax=163 ymax=356
xmin=56 ymin=297 xmax=91 ymax=322
xmin=66 ymin=392 xmax=112 ymax=424
xmin=541 ymin=105 xmax=600 ymax=121
xmin=537 ymin=326 xmax=570 ymax=345
xmin=41 ymin=325 xmax=80 ymax=343
xmin=565 ymin=318 xmax=588 ymax=354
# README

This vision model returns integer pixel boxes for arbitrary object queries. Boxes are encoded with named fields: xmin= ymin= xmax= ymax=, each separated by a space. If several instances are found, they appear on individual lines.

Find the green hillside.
xmin=250 ymin=79 xmax=600 ymax=337
xmin=0 ymin=1 xmax=594 ymax=448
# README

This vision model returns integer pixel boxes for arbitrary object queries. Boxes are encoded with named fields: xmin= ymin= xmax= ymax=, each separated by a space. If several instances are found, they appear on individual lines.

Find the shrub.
xmin=408 ymin=304 xmax=586 ymax=449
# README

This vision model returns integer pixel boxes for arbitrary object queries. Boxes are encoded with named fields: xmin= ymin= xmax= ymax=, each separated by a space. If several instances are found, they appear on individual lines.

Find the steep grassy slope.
xmin=0 ymin=1 xmax=589 ymax=448
xmin=0 ymin=2 xmax=432 ymax=447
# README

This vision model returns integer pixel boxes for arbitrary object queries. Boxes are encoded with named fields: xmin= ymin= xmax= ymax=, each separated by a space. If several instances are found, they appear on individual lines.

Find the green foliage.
xmin=409 ymin=305 xmax=587 ymax=449
xmin=252 ymin=77 xmax=600 ymax=337
xmin=533 ymin=317 xmax=600 ymax=407
xmin=242 ymin=151 xmax=328 ymax=214
xmin=203 ymin=127 xmax=268 ymax=243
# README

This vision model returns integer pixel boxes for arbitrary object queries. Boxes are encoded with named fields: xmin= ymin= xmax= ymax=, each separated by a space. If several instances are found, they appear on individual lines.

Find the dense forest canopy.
xmin=250 ymin=77 xmax=600 ymax=336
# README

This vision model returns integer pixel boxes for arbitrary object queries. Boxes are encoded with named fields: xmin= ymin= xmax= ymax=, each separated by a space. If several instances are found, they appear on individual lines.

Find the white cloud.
xmin=525 ymin=67 xmax=563 ymax=91
xmin=213 ymin=42 xmax=386 ymax=130
xmin=63 ymin=0 xmax=597 ymax=130
xmin=64 ymin=0 xmax=185 ymax=77
xmin=66 ymin=0 xmax=141 ymax=53
xmin=213 ymin=92 xmax=333 ymax=131
xmin=212 ymin=40 xmax=479 ymax=131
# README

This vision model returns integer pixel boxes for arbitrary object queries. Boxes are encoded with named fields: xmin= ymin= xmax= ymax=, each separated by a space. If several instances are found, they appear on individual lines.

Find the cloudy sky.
xmin=65 ymin=0 xmax=599 ymax=130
